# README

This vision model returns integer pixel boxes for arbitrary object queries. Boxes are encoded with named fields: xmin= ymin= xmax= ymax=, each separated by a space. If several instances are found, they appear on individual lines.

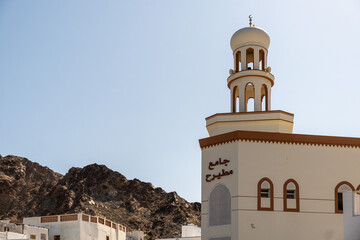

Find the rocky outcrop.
xmin=0 ymin=155 xmax=200 ymax=239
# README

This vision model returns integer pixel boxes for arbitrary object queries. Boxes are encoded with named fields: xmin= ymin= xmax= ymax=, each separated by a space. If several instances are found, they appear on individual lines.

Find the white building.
xmin=200 ymin=18 xmax=360 ymax=240
xmin=0 ymin=220 xmax=48 ymax=240
xmin=23 ymin=213 xmax=126 ymax=240
xmin=156 ymin=224 xmax=201 ymax=240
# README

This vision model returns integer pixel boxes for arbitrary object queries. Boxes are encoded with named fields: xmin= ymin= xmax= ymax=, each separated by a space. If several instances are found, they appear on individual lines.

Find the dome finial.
xmin=249 ymin=15 xmax=253 ymax=27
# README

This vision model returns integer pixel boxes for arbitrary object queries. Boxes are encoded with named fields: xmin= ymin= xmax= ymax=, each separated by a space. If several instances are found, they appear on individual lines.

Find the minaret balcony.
xmin=205 ymin=110 xmax=294 ymax=137
xmin=227 ymin=70 xmax=274 ymax=88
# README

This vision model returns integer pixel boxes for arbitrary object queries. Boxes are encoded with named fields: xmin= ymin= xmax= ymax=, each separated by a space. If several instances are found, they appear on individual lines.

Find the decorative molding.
xmin=199 ymin=130 xmax=360 ymax=149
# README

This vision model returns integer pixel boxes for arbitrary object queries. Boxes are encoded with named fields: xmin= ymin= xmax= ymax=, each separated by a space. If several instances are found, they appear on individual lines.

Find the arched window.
xmin=209 ymin=184 xmax=231 ymax=226
xmin=257 ymin=178 xmax=274 ymax=211
xmin=283 ymin=179 xmax=300 ymax=212
xmin=235 ymin=51 xmax=241 ymax=72
xmin=335 ymin=181 xmax=355 ymax=213
xmin=259 ymin=49 xmax=265 ymax=70
xmin=261 ymin=84 xmax=268 ymax=111
xmin=246 ymin=48 xmax=254 ymax=70
xmin=244 ymin=83 xmax=255 ymax=112
xmin=232 ymin=86 xmax=239 ymax=113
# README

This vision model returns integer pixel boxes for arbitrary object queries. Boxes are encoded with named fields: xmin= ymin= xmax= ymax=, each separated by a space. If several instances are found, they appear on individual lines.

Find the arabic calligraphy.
xmin=208 ymin=158 xmax=230 ymax=170
xmin=206 ymin=169 xmax=233 ymax=182
xmin=206 ymin=158 xmax=233 ymax=182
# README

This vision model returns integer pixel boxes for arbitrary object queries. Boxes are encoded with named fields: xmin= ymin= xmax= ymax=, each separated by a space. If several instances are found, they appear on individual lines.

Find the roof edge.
xmin=199 ymin=130 xmax=360 ymax=149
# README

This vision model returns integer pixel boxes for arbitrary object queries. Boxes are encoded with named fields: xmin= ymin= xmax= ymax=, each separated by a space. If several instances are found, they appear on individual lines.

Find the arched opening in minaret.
xmin=259 ymin=49 xmax=265 ymax=70
xmin=232 ymin=86 xmax=239 ymax=112
xmin=261 ymin=84 xmax=268 ymax=111
xmin=246 ymin=48 xmax=254 ymax=70
xmin=245 ymin=83 xmax=255 ymax=112
xmin=235 ymin=51 xmax=241 ymax=72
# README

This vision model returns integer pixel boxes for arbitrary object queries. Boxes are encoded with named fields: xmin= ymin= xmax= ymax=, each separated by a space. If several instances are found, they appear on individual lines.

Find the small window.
xmin=286 ymin=189 xmax=296 ymax=199
xmin=4 ymin=227 xmax=9 ymax=232
xmin=261 ymin=189 xmax=270 ymax=198
xmin=54 ymin=236 xmax=60 ymax=240
xmin=335 ymin=181 xmax=355 ymax=213
xmin=257 ymin=178 xmax=274 ymax=211
xmin=30 ymin=235 xmax=36 ymax=240
xmin=283 ymin=179 xmax=300 ymax=212
xmin=106 ymin=236 xmax=109 ymax=240
xmin=41 ymin=234 xmax=47 ymax=240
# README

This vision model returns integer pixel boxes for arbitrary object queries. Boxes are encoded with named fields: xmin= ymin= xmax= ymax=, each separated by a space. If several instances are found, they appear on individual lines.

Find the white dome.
xmin=230 ymin=26 xmax=270 ymax=51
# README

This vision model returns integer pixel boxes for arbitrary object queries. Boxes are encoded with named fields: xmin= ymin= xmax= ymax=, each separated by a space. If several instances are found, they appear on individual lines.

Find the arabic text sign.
xmin=206 ymin=158 xmax=233 ymax=183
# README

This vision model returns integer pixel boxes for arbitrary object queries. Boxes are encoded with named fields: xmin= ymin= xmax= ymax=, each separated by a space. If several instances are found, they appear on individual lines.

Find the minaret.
xmin=205 ymin=18 xmax=294 ymax=137
xmin=200 ymin=19 xmax=295 ymax=240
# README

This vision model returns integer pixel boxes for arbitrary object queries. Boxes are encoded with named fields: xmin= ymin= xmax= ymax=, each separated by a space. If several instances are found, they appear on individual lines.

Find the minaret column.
xmin=230 ymin=86 xmax=235 ymax=112
xmin=267 ymin=84 xmax=272 ymax=111
xmin=239 ymin=82 xmax=246 ymax=112
xmin=254 ymin=82 xmax=262 ymax=111
xmin=264 ymin=51 xmax=268 ymax=69
xmin=240 ymin=47 xmax=246 ymax=71
xmin=254 ymin=47 xmax=260 ymax=70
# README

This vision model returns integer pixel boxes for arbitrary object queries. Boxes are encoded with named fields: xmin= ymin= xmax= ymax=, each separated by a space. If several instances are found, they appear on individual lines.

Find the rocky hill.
xmin=0 ymin=155 xmax=201 ymax=239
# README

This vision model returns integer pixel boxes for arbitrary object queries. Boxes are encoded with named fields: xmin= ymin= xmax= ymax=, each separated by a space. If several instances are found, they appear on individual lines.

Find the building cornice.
xmin=199 ymin=130 xmax=360 ymax=149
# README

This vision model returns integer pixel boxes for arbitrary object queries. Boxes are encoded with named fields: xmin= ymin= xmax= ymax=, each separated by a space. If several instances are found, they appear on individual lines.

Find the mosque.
xmin=199 ymin=18 xmax=360 ymax=240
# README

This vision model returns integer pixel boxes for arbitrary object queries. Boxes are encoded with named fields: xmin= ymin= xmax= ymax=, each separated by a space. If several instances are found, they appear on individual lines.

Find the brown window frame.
xmin=257 ymin=177 xmax=274 ymax=211
xmin=335 ymin=181 xmax=355 ymax=214
xmin=283 ymin=179 xmax=300 ymax=212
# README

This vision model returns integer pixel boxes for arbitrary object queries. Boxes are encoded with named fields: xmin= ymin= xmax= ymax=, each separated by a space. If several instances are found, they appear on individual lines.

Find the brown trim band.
xmin=199 ymin=130 xmax=360 ymax=149
xmin=227 ymin=71 xmax=274 ymax=88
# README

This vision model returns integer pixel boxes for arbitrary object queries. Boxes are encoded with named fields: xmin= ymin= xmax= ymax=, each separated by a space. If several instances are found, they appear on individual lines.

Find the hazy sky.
xmin=1 ymin=0 xmax=360 ymax=203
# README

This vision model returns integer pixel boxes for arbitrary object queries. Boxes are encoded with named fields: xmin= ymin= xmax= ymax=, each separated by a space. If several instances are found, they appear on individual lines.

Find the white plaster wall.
xmin=80 ymin=219 xmax=98 ymax=240
xmin=23 ymin=225 xmax=48 ymax=240
xmin=1 ymin=231 xmax=27 ymax=239
xmin=95 ymin=222 xmax=116 ymax=240
xmin=202 ymin=142 xmax=239 ymax=240
xmin=181 ymin=225 xmax=201 ymax=237
xmin=24 ymin=215 xmax=126 ymax=240
xmin=201 ymin=140 xmax=360 ymax=240
xmin=118 ymin=229 xmax=126 ymax=240
xmin=24 ymin=217 xmax=80 ymax=240
xmin=343 ymin=191 xmax=360 ymax=240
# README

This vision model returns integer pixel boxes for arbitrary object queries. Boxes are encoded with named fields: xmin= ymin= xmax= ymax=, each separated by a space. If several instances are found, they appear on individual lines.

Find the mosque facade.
xmin=199 ymin=21 xmax=360 ymax=240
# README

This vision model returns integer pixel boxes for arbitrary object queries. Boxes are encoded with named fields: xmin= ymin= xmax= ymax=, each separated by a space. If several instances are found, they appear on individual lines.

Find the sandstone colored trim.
xmin=199 ymin=130 xmax=360 ymax=149
xmin=205 ymin=110 xmax=294 ymax=120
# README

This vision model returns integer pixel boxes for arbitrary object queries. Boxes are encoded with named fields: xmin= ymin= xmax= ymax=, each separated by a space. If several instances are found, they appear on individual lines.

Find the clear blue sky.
xmin=1 ymin=0 xmax=359 ymax=203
